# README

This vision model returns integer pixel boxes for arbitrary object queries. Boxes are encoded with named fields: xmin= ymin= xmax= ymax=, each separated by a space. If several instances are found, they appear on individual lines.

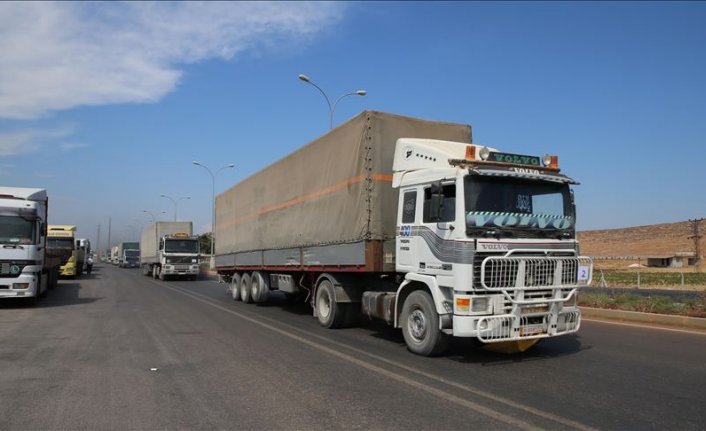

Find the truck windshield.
xmin=125 ymin=250 xmax=140 ymax=258
xmin=47 ymin=238 xmax=74 ymax=250
xmin=0 ymin=215 xmax=36 ymax=244
xmin=464 ymin=175 xmax=574 ymax=235
xmin=165 ymin=239 xmax=199 ymax=254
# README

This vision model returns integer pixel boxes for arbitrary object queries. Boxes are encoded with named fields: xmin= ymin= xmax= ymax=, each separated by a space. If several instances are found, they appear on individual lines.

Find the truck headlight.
xmin=471 ymin=297 xmax=489 ymax=312
xmin=191 ymin=259 xmax=197 ymax=263
xmin=13 ymin=283 xmax=30 ymax=290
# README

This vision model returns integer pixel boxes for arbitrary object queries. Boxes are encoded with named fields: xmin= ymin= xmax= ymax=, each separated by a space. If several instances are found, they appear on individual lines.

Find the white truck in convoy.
xmin=117 ymin=241 xmax=140 ymax=268
xmin=0 ymin=187 xmax=60 ymax=302
xmin=140 ymin=222 xmax=200 ymax=280
xmin=215 ymin=111 xmax=592 ymax=356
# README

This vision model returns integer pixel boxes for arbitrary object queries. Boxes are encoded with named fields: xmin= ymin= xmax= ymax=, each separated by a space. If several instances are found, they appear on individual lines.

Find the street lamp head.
xmin=356 ymin=90 xmax=367 ymax=96
xmin=298 ymin=74 xmax=311 ymax=83
xmin=227 ymin=164 xmax=235 ymax=168
xmin=160 ymin=194 xmax=166 ymax=197
xmin=192 ymin=161 xmax=201 ymax=166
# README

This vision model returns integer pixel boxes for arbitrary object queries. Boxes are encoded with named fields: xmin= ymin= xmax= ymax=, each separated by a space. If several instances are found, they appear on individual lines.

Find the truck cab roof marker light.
xmin=543 ymin=155 xmax=559 ymax=169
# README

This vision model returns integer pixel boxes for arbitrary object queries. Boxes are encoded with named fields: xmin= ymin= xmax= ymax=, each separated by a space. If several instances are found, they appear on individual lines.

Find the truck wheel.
xmin=401 ymin=291 xmax=450 ymax=356
xmin=158 ymin=268 xmax=165 ymax=281
xmin=251 ymin=271 xmax=270 ymax=304
xmin=231 ymin=274 xmax=241 ymax=301
xmin=239 ymin=273 xmax=252 ymax=303
xmin=38 ymin=277 xmax=47 ymax=298
xmin=142 ymin=265 xmax=150 ymax=276
xmin=315 ymin=279 xmax=346 ymax=329
xmin=152 ymin=266 xmax=158 ymax=279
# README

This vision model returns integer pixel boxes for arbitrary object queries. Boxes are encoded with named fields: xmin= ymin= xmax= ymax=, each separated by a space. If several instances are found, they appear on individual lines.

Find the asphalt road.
xmin=1 ymin=265 xmax=704 ymax=430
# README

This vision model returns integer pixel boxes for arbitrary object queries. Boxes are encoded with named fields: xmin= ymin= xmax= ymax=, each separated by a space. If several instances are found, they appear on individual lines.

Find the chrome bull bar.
xmin=480 ymin=252 xmax=593 ymax=291
xmin=477 ymin=309 xmax=581 ymax=342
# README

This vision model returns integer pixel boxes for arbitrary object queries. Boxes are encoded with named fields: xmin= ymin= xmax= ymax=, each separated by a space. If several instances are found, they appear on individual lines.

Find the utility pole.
xmin=107 ymin=217 xmax=112 ymax=257
xmin=688 ymin=218 xmax=703 ymax=272
xmin=96 ymin=224 xmax=101 ymax=257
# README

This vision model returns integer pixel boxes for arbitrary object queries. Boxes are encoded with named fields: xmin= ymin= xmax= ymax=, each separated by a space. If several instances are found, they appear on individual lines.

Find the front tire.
xmin=315 ymin=279 xmax=346 ymax=329
xmin=401 ymin=290 xmax=450 ymax=356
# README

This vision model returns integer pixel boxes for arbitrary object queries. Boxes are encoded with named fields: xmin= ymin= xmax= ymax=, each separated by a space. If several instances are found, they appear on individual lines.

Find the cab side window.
xmin=423 ymin=184 xmax=456 ymax=223
xmin=402 ymin=191 xmax=417 ymax=224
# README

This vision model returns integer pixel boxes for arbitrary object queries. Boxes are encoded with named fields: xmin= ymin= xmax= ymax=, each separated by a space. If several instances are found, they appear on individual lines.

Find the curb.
xmin=580 ymin=307 xmax=706 ymax=331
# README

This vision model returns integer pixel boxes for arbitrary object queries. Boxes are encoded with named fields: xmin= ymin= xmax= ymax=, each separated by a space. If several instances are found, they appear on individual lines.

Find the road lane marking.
xmin=582 ymin=318 xmax=706 ymax=336
xmin=153 ymin=279 xmax=596 ymax=431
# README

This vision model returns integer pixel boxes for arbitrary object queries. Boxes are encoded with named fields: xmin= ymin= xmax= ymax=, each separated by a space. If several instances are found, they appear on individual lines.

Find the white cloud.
xmin=0 ymin=126 xmax=74 ymax=156
xmin=0 ymin=2 xmax=344 ymax=119
xmin=60 ymin=142 xmax=89 ymax=152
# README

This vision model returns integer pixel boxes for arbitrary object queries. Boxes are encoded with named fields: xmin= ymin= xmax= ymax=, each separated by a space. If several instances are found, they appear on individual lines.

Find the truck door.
xmin=396 ymin=189 xmax=418 ymax=271
xmin=418 ymin=182 xmax=456 ymax=274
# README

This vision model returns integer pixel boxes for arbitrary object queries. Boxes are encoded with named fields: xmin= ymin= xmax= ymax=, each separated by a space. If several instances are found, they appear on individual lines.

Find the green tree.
xmin=199 ymin=232 xmax=213 ymax=255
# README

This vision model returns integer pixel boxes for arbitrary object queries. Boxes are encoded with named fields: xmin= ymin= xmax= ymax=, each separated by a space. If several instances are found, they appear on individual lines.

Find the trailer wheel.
xmin=251 ymin=271 xmax=270 ymax=304
xmin=142 ymin=265 xmax=151 ymax=277
xmin=239 ymin=273 xmax=252 ymax=303
xmin=315 ymin=279 xmax=346 ymax=329
xmin=401 ymin=290 xmax=450 ymax=356
xmin=230 ymin=273 xmax=241 ymax=301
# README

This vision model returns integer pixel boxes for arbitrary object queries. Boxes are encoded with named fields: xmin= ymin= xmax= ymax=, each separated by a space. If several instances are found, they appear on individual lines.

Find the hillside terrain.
xmin=578 ymin=221 xmax=699 ymax=258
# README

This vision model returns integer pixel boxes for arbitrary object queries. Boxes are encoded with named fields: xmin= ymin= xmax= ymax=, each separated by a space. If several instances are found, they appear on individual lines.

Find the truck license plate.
xmin=520 ymin=325 xmax=544 ymax=336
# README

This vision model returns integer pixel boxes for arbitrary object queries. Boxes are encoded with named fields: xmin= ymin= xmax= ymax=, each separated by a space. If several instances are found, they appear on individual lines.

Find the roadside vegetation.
xmin=578 ymin=290 xmax=706 ymax=318
xmin=592 ymin=270 xmax=706 ymax=289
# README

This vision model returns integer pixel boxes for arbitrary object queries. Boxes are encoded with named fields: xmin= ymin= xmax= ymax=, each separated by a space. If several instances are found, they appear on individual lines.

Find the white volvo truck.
xmin=215 ymin=111 xmax=592 ymax=356
xmin=140 ymin=222 xmax=200 ymax=280
xmin=0 ymin=187 xmax=60 ymax=302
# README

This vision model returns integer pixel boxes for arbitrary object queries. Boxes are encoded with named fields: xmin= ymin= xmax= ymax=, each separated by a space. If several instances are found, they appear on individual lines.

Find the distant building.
xmin=646 ymin=252 xmax=698 ymax=268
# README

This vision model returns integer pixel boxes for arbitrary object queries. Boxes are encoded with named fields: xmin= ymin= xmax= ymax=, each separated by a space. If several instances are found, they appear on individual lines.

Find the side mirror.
xmin=428 ymin=181 xmax=444 ymax=222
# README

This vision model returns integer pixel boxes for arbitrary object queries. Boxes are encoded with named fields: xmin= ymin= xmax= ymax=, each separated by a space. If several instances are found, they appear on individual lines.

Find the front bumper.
xmin=162 ymin=264 xmax=200 ymax=276
xmin=452 ymin=307 xmax=581 ymax=341
xmin=59 ymin=264 xmax=76 ymax=277
xmin=0 ymin=273 xmax=39 ymax=298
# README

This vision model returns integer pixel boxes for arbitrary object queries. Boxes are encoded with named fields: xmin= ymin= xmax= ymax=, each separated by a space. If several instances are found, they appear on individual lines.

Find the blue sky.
xmin=1 ymin=2 xmax=704 ymax=250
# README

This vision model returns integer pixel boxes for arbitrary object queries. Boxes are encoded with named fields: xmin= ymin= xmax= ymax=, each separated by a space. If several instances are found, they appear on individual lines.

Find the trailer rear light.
xmin=13 ymin=283 xmax=29 ymax=290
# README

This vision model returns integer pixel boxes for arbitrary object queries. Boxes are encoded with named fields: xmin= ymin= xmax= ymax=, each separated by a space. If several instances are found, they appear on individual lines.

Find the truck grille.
xmin=0 ymin=261 xmax=30 ymax=278
xmin=473 ymin=252 xmax=590 ymax=290
xmin=167 ymin=256 xmax=194 ymax=264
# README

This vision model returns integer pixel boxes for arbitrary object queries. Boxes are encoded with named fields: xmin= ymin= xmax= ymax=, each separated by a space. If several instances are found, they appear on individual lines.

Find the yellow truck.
xmin=47 ymin=225 xmax=84 ymax=278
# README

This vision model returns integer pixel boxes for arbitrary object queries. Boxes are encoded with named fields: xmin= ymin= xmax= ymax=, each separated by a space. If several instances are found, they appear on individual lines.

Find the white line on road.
xmin=153 ymin=278 xmax=597 ymax=431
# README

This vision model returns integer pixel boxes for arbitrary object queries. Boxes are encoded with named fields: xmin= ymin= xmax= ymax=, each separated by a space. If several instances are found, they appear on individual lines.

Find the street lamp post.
xmin=298 ymin=74 xmax=367 ymax=129
xmin=160 ymin=194 xmax=190 ymax=222
xmin=143 ymin=210 xmax=166 ymax=223
xmin=193 ymin=161 xmax=235 ymax=265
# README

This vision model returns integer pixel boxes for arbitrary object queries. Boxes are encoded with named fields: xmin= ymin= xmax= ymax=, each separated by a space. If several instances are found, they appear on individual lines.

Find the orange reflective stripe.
xmin=221 ymin=173 xmax=393 ymax=229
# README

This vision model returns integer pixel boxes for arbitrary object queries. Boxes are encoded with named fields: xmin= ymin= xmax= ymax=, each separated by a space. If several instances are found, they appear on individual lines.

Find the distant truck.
xmin=48 ymin=225 xmax=83 ymax=278
xmin=0 ymin=187 xmax=60 ymax=302
xmin=118 ymin=241 xmax=140 ymax=268
xmin=77 ymin=238 xmax=92 ymax=273
xmin=215 ymin=111 xmax=592 ymax=356
xmin=140 ymin=222 xmax=200 ymax=280
xmin=111 ymin=245 xmax=119 ymax=265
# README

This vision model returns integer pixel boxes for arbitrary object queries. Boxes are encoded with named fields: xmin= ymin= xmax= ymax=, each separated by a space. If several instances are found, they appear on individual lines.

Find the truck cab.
xmin=47 ymin=225 xmax=81 ymax=278
xmin=0 ymin=188 xmax=58 ymax=300
xmin=391 ymin=139 xmax=592 ymax=354
xmin=154 ymin=233 xmax=200 ymax=280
